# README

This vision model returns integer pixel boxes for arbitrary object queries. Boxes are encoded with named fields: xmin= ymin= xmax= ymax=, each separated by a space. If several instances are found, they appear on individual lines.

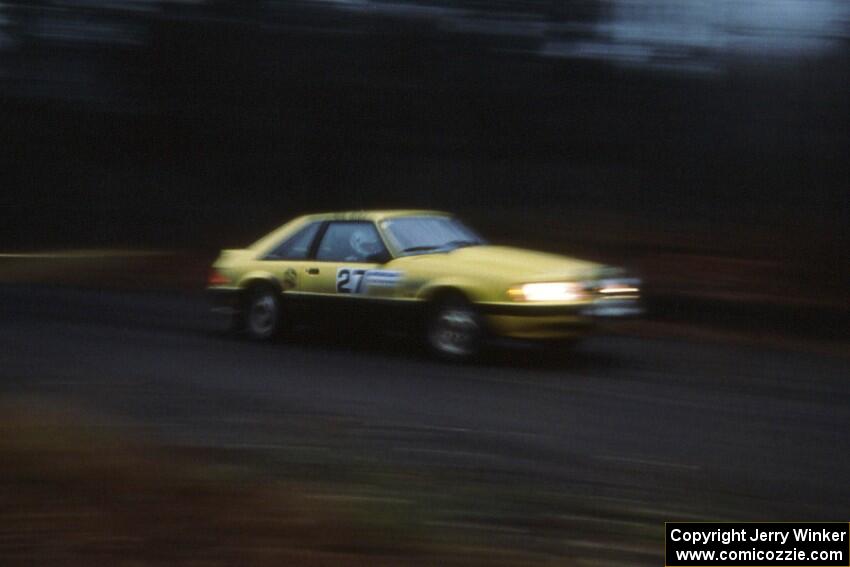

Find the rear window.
xmin=265 ymin=222 xmax=321 ymax=260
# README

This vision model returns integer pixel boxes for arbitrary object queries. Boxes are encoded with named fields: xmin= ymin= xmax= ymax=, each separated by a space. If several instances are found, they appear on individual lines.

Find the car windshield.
xmin=382 ymin=216 xmax=485 ymax=255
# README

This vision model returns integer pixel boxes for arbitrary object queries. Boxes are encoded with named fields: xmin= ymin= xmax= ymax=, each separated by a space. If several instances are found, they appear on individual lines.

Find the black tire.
xmin=244 ymin=285 xmax=282 ymax=341
xmin=426 ymin=293 xmax=483 ymax=361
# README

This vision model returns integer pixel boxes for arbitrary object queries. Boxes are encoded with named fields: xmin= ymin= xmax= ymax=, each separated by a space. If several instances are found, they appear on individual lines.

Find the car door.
xmin=300 ymin=221 xmax=392 ymax=301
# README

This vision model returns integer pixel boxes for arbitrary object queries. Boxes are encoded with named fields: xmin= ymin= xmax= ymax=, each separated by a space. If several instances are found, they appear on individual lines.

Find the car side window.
xmin=265 ymin=222 xmax=321 ymax=260
xmin=316 ymin=222 xmax=387 ymax=262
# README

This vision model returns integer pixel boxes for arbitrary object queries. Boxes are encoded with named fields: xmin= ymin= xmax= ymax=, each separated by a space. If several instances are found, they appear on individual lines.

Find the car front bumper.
xmin=480 ymin=297 xmax=643 ymax=340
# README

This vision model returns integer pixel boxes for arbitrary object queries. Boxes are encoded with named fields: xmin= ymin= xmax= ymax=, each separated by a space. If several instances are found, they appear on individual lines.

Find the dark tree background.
xmin=1 ymin=1 xmax=847 ymax=258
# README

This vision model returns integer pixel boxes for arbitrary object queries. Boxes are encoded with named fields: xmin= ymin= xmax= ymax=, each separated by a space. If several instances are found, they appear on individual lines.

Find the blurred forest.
xmin=1 ymin=1 xmax=847 ymax=256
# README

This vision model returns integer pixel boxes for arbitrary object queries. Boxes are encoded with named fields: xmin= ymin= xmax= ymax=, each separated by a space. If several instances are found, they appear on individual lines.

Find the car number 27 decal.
xmin=336 ymin=268 xmax=401 ymax=294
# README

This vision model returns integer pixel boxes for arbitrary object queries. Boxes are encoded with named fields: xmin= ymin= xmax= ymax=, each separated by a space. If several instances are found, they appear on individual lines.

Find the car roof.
xmin=299 ymin=210 xmax=451 ymax=223
xmin=248 ymin=210 xmax=455 ymax=253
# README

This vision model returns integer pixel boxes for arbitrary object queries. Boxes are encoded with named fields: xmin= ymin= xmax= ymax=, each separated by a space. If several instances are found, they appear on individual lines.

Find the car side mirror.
xmin=366 ymin=251 xmax=391 ymax=264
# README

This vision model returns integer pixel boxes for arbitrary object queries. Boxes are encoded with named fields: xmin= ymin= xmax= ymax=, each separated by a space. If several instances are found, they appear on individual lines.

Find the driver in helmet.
xmin=348 ymin=229 xmax=383 ymax=261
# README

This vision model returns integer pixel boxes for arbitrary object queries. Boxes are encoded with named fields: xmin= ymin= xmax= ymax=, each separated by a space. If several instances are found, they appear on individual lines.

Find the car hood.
xmin=397 ymin=245 xmax=607 ymax=282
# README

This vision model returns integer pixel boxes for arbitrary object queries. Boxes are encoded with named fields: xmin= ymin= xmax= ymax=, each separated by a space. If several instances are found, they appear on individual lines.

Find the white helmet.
xmin=350 ymin=229 xmax=381 ymax=258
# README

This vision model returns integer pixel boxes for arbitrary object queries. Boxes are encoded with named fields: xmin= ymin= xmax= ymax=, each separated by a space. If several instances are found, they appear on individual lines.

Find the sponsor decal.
xmin=282 ymin=267 xmax=297 ymax=289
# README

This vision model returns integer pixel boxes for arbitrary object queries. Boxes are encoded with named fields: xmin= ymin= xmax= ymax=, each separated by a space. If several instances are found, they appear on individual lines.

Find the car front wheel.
xmin=426 ymin=294 xmax=482 ymax=361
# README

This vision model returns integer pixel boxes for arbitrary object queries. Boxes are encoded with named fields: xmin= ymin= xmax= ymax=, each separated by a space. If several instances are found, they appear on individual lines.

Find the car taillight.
xmin=208 ymin=268 xmax=230 ymax=286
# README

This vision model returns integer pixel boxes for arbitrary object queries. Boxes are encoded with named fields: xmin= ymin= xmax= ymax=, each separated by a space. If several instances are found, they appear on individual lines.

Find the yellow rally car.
xmin=207 ymin=210 xmax=641 ymax=359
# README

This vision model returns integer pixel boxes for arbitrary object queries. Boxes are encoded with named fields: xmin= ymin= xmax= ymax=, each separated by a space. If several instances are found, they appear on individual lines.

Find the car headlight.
xmin=507 ymin=282 xmax=587 ymax=302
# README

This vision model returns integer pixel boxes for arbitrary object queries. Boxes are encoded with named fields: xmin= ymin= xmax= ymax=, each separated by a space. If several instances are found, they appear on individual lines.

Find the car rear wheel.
xmin=426 ymin=294 xmax=482 ymax=361
xmin=245 ymin=286 xmax=281 ymax=340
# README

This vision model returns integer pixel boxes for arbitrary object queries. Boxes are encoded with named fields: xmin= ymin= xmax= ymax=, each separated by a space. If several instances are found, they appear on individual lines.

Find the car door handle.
xmin=306 ymin=267 xmax=320 ymax=275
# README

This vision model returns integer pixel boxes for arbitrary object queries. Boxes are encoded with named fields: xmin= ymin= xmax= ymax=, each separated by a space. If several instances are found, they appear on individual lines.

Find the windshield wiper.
xmin=401 ymin=245 xmax=441 ymax=253
xmin=444 ymin=239 xmax=481 ymax=249
xmin=402 ymin=240 xmax=482 ymax=254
